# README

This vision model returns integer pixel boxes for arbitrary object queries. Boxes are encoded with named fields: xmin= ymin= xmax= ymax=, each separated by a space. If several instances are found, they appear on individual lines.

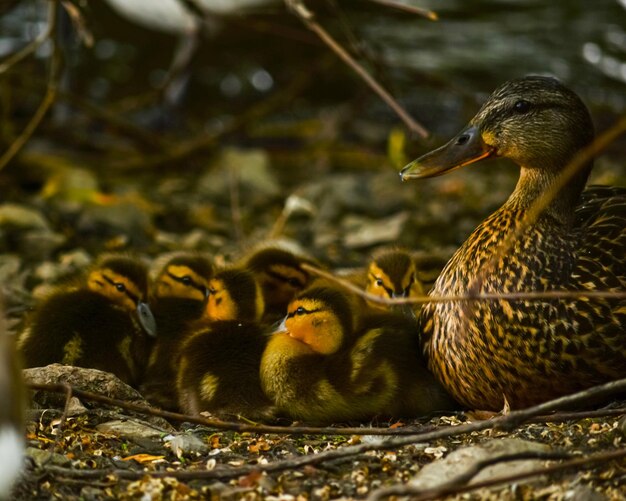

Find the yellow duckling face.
xmin=206 ymin=277 xmax=237 ymax=321
xmin=86 ymin=256 xmax=157 ymax=336
xmin=88 ymin=267 xmax=145 ymax=314
xmin=365 ymin=251 xmax=424 ymax=307
xmin=155 ymin=264 xmax=210 ymax=302
xmin=278 ymin=297 xmax=346 ymax=356
xmin=205 ymin=269 xmax=265 ymax=323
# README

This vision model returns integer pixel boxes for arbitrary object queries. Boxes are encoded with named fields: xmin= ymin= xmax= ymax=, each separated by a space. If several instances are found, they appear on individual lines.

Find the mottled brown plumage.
xmin=401 ymin=76 xmax=626 ymax=410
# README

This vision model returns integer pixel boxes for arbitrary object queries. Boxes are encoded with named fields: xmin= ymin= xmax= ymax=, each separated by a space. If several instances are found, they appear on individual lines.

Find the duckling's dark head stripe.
xmin=374 ymin=251 xmax=413 ymax=290
xmin=215 ymin=269 xmax=259 ymax=320
xmin=246 ymin=248 xmax=315 ymax=273
xmin=97 ymin=256 xmax=149 ymax=294
xmin=296 ymin=286 xmax=353 ymax=339
xmin=166 ymin=271 xmax=206 ymax=294
xmin=165 ymin=255 xmax=213 ymax=278
xmin=102 ymin=273 xmax=140 ymax=306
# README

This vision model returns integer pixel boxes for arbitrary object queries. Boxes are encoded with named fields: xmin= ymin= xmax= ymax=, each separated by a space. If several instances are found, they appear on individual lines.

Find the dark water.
xmin=0 ymin=0 xmax=624 ymax=157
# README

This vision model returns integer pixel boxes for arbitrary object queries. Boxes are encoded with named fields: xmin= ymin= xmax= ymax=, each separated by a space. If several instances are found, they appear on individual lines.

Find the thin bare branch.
xmin=27 ymin=382 xmax=441 ymax=436
xmin=369 ymin=447 xmax=626 ymax=501
xmin=364 ymin=0 xmax=438 ymax=20
xmin=285 ymin=0 xmax=429 ymax=138
xmin=300 ymin=263 xmax=626 ymax=306
xmin=32 ymin=377 xmax=626 ymax=484
xmin=0 ymin=0 xmax=61 ymax=172
xmin=0 ymin=1 xmax=56 ymax=74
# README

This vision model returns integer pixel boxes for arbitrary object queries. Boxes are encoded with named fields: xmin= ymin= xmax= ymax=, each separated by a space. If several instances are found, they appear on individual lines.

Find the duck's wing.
xmin=575 ymin=185 xmax=626 ymax=288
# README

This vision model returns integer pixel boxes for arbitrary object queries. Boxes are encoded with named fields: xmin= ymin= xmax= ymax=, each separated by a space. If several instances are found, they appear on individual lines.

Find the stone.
xmin=410 ymin=438 xmax=554 ymax=490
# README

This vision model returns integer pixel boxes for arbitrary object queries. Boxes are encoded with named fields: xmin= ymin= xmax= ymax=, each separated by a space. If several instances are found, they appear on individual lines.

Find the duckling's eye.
xmin=287 ymin=277 xmax=302 ymax=287
xmin=295 ymin=306 xmax=306 ymax=315
xmin=513 ymin=100 xmax=531 ymax=113
xmin=208 ymin=287 xmax=217 ymax=295
xmin=115 ymin=283 xmax=126 ymax=293
xmin=181 ymin=276 xmax=192 ymax=285
xmin=375 ymin=279 xmax=384 ymax=287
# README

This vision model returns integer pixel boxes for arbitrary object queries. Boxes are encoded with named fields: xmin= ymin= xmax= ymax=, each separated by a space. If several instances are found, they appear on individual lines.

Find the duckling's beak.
xmin=400 ymin=125 xmax=494 ymax=180
xmin=137 ymin=302 xmax=157 ymax=337
xmin=272 ymin=316 xmax=287 ymax=334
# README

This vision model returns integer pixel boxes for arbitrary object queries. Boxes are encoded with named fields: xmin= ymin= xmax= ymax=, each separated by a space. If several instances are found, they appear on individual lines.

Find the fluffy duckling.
xmin=364 ymin=248 xmax=425 ymax=314
xmin=176 ymin=267 xmax=273 ymax=419
xmin=141 ymin=253 xmax=213 ymax=410
xmin=17 ymin=254 xmax=156 ymax=387
xmin=242 ymin=244 xmax=319 ymax=320
xmin=260 ymin=285 xmax=457 ymax=424
xmin=0 ymin=300 xmax=25 ymax=499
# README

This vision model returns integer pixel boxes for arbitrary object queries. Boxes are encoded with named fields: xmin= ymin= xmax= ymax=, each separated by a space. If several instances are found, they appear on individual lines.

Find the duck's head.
xmin=153 ymin=253 xmax=213 ymax=303
xmin=400 ymin=76 xmax=594 ymax=182
xmin=87 ymin=255 xmax=156 ymax=336
xmin=365 ymin=249 xmax=424 ymax=305
xmin=276 ymin=286 xmax=353 ymax=355
xmin=245 ymin=247 xmax=315 ymax=311
xmin=205 ymin=268 xmax=265 ymax=322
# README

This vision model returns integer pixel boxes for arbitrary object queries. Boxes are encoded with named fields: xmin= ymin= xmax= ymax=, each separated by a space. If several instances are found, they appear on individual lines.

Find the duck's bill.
xmin=400 ymin=125 xmax=494 ymax=180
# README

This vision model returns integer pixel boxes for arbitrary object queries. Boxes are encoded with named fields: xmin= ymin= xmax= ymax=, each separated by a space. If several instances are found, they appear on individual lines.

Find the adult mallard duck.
xmin=400 ymin=76 xmax=626 ymax=410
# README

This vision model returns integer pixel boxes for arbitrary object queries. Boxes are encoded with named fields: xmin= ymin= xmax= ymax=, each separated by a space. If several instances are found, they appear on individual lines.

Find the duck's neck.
xmin=504 ymin=161 xmax=592 ymax=225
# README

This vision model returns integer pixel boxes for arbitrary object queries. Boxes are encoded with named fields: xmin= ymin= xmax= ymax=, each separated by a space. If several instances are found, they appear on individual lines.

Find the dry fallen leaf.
xmin=122 ymin=454 xmax=165 ymax=464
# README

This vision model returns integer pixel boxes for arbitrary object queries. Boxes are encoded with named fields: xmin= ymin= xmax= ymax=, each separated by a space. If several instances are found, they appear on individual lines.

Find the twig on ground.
xmin=285 ymin=0 xmax=429 ymax=138
xmin=27 ymin=382 xmax=440 ymax=436
xmin=26 ymin=379 xmax=626 ymax=483
xmin=368 ymin=447 xmax=626 ymax=501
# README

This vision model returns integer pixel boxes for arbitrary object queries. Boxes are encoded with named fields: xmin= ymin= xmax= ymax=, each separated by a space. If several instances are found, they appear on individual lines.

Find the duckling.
xmin=141 ymin=253 xmax=213 ymax=410
xmin=400 ymin=76 xmax=626 ymax=410
xmin=17 ymin=254 xmax=156 ymax=387
xmin=176 ymin=267 xmax=273 ymax=419
xmin=363 ymin=248 xmax=425 ymax=314
xmin=242 ymin=244 xmax=319 ymax=321
xmin=260 ymin=285 xmax=458 ymax=424
xmin=0 ymin=299 xmax=25 ymax=499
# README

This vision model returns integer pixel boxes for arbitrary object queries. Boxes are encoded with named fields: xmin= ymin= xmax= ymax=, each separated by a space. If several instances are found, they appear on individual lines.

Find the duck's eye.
xmin=295 ymin=306 xmax=305 ymax=315
xmin=375 ymin=279 xmax=384 ymax=287
xmin=181 ymin=276 xmax=192 ymax=285
xmin=115 ymin=283 xmax=126 ymax=293
xmin=513 ymin=100 xmax=531 ymax=113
